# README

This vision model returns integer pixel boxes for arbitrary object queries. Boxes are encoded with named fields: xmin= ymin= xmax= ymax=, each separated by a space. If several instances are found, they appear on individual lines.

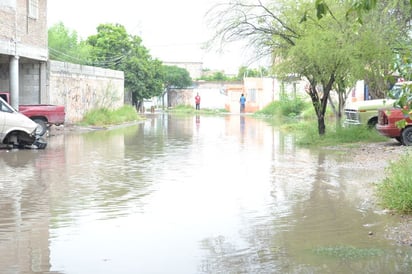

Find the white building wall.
xmin=193 ymin=87 xmax=226 ymax=109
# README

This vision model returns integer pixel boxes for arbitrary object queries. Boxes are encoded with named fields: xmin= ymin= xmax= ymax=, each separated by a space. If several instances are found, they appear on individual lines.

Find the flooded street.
xmin=1 ymin=114 xmax=411 ymax=273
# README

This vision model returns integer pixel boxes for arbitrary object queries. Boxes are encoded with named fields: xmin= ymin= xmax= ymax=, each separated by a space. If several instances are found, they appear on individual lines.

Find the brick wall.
xmin=0 ymin=0 xmax=48 ymax=60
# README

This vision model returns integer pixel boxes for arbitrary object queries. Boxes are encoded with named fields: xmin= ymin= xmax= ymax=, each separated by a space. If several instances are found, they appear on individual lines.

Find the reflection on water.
xmin=0 ymin=114 xmax=411 ymax=273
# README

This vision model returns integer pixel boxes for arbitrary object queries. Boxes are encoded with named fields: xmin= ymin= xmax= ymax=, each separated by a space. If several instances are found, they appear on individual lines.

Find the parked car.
xmin=0 ymin=97 xmax=47 ymax=149
xmin=376 ymin=107 xmax=412 ymax=146
xmin=344 ymin=81 xmax=412 ymax=127
xmin=0 ymin=92 xmax=65 ymax=136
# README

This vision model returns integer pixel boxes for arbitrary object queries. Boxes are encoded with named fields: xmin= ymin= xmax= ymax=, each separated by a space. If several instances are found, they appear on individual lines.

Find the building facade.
xmin=0 ymin=0 xmax=48 ymax=108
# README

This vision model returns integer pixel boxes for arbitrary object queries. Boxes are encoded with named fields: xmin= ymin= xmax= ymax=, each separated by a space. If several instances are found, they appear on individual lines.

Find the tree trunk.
xmin=318 ymin=115 xmax=326 ymax=135
xmin=307 ymin=80 xmax=327 ymax=136
xmin=136 ymin=100 xmax=144 ymax=113
xmin=307 ymin=74 xmax=335 ymax=136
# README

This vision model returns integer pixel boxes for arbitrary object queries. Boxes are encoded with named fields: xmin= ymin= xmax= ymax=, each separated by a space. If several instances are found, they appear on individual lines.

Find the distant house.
xmin=0 ymin=0 xmax=48 ymax=108
xmin=226 ymin=77 xmax=307 ymax=113
xmin=163 ymin=61 xmax=203 ymax=80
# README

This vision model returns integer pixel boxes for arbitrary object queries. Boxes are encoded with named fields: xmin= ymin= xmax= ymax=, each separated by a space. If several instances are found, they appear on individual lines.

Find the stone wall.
xmin=48 ymin=60 xmax=124 ymax=123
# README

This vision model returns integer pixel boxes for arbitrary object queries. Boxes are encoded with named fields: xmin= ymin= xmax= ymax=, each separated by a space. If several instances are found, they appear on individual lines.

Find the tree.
xmin=86 ymin=23 xmax=164 ymax=110
xmin=198 ymin=70 xmax=237 ymax=81
xmin=237 ymin=66 xmax=269 ymax=79
xmin=315 ymin=0 xmax=412 ymax=22
xmin=162 ymin=65 xmax=192 ymax=89
xmin=48 ymin=22 xmax=92 ymax=64
xmin=207 ymin=0 xmax=409 ymax=135
xmin=315 ymin=0 xmax=412 ymax=129
xmin=161 ymin=65 xmax=193 ymax=108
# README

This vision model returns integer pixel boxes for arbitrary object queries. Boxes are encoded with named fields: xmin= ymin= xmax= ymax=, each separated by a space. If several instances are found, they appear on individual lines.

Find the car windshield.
xmin=388 ymin=82 xmax=412 ymax=99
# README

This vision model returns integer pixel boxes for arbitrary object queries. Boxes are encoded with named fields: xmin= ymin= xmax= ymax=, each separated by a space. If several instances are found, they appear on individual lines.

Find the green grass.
xmin=377 ymin=153 xmax=412 ymax=213
xmin=167 ymin=104 xmax=228 ymax=115
xmin=80 ymin=105 xmax=142 ymax=126
xmin=255 ymin=95 xmax=387 ymax=146
xmin=278 ymin=118 xmax=387 ymax=147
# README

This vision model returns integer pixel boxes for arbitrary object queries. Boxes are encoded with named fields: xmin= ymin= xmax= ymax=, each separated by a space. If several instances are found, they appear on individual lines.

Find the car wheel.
xmin=401 ymin=127 xmax=412 ymax=146
xmin=367 ymin=117 xmax=378 ymax=129
xmin=33 ymin=138 xmax=47 ymax=149
xmin=395 ymin=136 xmax=403 ymax=144
xmin=33 ymin=119 xmax=47 ymax=136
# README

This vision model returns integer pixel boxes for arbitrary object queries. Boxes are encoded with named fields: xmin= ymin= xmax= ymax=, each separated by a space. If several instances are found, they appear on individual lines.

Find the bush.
xmin=256 ymin=95 xmax=308 ymax=117
xmin=81 ymin=105 xmax=140 ymax=126
xmin=377 ymin=153 xmax=412 ymax=213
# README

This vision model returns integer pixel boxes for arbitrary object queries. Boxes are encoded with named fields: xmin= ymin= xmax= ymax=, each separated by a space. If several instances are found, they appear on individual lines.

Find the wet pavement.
xmin=1 ymin=114 xmax=412 ymax=273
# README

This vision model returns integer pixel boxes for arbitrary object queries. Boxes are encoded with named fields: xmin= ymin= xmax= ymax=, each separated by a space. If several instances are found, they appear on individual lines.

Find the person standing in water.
xmin=195 ymin=93 xmax=201 ymax=110
xmin=240 ymin=93 xmax=246 ymax=113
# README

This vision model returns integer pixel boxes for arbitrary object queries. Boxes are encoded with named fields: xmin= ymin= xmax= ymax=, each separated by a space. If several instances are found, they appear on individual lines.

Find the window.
xmin=28 ymin=0 xmax=38 ymax=19
xmin=0 ymin=101 xmax=13 ymax=113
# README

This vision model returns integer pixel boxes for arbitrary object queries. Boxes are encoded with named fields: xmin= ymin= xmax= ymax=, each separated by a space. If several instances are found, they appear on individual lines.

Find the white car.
xmin=0 ymin=97 xmax=47 ymax=149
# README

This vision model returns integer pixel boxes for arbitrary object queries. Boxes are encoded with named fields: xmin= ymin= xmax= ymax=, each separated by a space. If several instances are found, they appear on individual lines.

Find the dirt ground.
xmin=48 ymin=125 xmax=412 ymax=245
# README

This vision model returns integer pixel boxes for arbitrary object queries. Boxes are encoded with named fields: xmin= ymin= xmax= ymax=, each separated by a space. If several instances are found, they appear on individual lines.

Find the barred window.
xmin=28 ymin=0 xmax=38 ymax=19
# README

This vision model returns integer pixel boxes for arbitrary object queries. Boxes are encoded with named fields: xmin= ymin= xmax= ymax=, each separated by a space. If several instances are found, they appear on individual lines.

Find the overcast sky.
xmin=47 ymin=0 xmax=264 ymax=74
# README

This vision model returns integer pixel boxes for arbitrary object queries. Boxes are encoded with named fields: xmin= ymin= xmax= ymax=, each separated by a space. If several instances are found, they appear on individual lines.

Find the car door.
xmin=0 ymin=97 xmax=18 ymax=133
xmin=0 ymin=99 xmax=7 ymax=138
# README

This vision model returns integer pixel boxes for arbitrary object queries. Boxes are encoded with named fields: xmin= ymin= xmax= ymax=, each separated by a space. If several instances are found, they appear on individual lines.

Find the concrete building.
xmin=0 ymin=0 xmax=48 ymax=108
xmin=0 ymin=1 xmax=125 ymax=124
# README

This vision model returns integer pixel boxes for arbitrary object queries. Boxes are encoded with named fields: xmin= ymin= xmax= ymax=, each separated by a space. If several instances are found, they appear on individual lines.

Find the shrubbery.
xmin=80 ymin=105 xmax=141 ymax=126
xmin=377 ymin=153 xmax=412 ymax=213
xmin=255 ymin=95 xmax=307 ymax=117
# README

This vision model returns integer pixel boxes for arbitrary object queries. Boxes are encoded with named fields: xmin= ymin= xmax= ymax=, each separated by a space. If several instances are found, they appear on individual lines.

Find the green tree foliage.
xmin=198 ymin=70 xmax=235 ymax=81
xmin=48 ymin=22 xmax=92 ymax=64
xmin=315 ymin=0 xmax=412 ymax=129
xmin=86 ymin=24 xmax=132 ymax=69
xmin=48 ymin=23 xmax=194 ymax=111
xmin=314 ymin=0 xmax=412 ymax=99
xmin=197 ymin=66 xmax=268 ymax=82
xmin=237 ymin=66 xmax=269 ymax=79
xmin=315 ymin=0 xmax=411 ymax=22
xmin=161 ymin=65 xmax=193 ymax=108
xmin=85 ymin=23 xmax=164 ymax=109
xmin=162 ymin=65 xmax=192 ymax=89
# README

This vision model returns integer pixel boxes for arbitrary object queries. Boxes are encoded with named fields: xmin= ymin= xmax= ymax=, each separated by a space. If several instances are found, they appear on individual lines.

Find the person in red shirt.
xmin=195 ymin=93 xmax=201 ymax=110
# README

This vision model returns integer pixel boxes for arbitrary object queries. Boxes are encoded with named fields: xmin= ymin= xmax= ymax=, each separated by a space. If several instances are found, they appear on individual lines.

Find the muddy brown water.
xmin=0 ymin=114 xmax=411 ymax=273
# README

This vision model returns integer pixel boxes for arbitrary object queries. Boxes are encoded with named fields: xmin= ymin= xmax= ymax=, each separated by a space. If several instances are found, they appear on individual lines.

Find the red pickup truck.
xmin=0 ymin=92 xmax=65 ymax=136
xmin=376 ymin=108 xmax=412 ymax=146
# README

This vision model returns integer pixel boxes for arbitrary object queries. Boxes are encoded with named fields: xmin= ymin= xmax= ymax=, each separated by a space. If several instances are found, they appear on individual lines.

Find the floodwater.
xmin=0 ymin=114 xmax=411 ymax=274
